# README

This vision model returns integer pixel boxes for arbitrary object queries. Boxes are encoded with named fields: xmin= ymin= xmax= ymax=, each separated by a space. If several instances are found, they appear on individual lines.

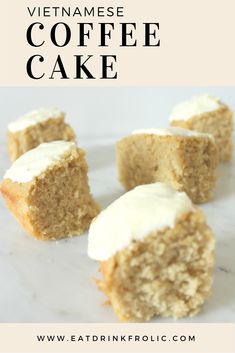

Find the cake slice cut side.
xmin=116 ymin=132 xmax=218 ymax=203
xmin=98 ymin=211 xmax=215 ymax=322
xmin=7 ymin=108 xmax=76 ymax=161
xmin=170 ymin=96 xmax=233 ymax=162
xmin=88 ymin=183 xmax=215 ymax=322
xmin=1 ymin=142 xmax=100 ymax=240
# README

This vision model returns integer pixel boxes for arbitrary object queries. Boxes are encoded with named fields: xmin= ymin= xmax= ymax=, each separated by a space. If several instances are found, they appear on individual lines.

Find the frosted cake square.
xmin=88 ymin=183 xmax=215 ymax=322
xmin=1 ymin=141 xmax=100 ymax=240
xmin=116 ymin=127 xmax=219 ymax=204
xmin=7 ymin=108 xmax=75 ymax=161
xmin=170 ymin=95 xmax=233 ymax=162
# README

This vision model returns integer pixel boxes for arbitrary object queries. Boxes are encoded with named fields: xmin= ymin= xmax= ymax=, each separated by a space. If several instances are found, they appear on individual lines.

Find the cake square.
xmin=1 ymin=141 xmax=100 ymax=240
xmin=116 ymin=127 xmax=219 ymax=204
xmin=88 ymin=183 xmax=215 ymax=322
xmin=170 ymin=95 xmax=233 ymax=162
xmin=7 ymin=108 xmax=75 ymax=161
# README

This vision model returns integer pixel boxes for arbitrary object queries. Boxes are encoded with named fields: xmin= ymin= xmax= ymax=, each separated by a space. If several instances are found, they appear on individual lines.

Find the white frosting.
xmin=4 ymin=141 xmax=75 ymax=183
xmin=8 ymin=108 xmax=63 ymax=133
xmin=169 ymin=95 xmax=220 ymax=122
xmin=88 ymin=183 xmax=195 ymax=261
xmin=132 ymin=127 xmax=213 ymax=139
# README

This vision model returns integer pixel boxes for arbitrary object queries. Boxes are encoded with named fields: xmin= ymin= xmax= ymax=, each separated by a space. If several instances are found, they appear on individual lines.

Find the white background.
xmin=0 ymin=87 xmax=234 ymax=322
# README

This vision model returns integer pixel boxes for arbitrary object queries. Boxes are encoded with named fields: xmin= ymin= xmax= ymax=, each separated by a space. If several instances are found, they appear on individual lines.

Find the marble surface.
xmin=0 ymin=87 xmax=234 ymax=323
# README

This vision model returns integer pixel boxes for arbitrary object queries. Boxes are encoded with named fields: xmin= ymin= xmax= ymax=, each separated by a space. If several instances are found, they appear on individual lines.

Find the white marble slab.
xmin=0 ymin=87 xmax=234 ymax=322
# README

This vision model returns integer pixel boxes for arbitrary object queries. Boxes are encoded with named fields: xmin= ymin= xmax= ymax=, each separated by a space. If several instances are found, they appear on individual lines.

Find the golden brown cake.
xmin=116 ymin=127 xmax=219 ymax=204
xmin=170 ymin=95 xmax=233 ymax=162
xmin=7 ymin=108 xmax=75 ymax=161
xmin=88 ymin=183 xmax=215 ymax=322
xmin=1 ymin=141 xmax=100 ymax=240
